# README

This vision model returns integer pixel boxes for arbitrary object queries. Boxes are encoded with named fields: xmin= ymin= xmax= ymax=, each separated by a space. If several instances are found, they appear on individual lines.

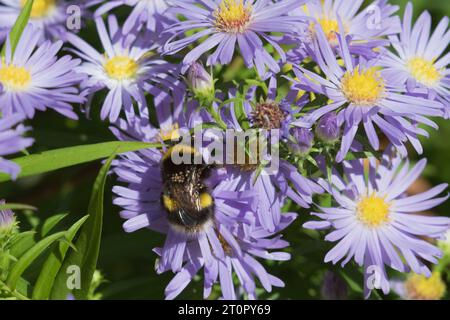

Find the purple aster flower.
xmin=292 ymin=0 xmax=401 ymax=57
xmin=0 ymin=114 xmax=34 ymax=179
xmin=380 ymin=3 xmax=450 ymax=117
xmin=0 ymin=200 xmax=15 ymax=231
xmin=305 ymin=150 xmax=450 ymax=298
xmin=94 ymin=0 xmax=173 ymax=33
xmin=66 ymin=15 xmax=182 ymax=122
xmin=111 ymin=105 xmax=295 ymax=299
xmin=220 ymin=78 xmax=322 ymax=232
xmin=163 ymin=0 xmax=309 ymax=76
xmin=0 ymin=0 xmax=94 ymax=42
xmin=0 ymin=24 xmax=85 ymax=119
xmin=162 ymin=201 xmax=295 ymax=300
xmin=292 ymin=25 xmax=444 ymax=162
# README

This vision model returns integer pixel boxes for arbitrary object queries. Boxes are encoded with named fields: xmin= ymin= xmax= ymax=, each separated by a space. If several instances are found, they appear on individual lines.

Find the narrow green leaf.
xmin=50 ymin=153 xmax=116 ymax=299
xmin=244 ymin=79 xmax=268 ymax=95
xmin=57 ymin=238 xmax=77 ymax=252
xmin=40 ymin=214 xmax=68 ymax=237
xmin=7 ymin=231 xmax=66 ymax=290
xmin=0 ymin=0 xmax=34 ymax=57
xmin=9 ymin=231 xmax=36 ymax=259
xmin=0 ymin=141 xmax=159 ymax=183
xmin=15 ymin=277 xmax=30 ymax=298
xmin=233 ymin=94 xmax=250 ymax=130
xmin=0 ymin=203 xmax=37 ymax=211
xmin=339 ymin=270 xmax=363 ymax=294
xmin=327 ymin=168 xmax=333 ymax=185
xmin=32 ymin=215 xmax=89 ymax=300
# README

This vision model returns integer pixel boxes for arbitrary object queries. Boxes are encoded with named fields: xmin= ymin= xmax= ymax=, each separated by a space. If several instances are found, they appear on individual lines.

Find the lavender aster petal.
xmin=305 ymin=148 xmax=450 ymax=298
xmin=0 ymin=114 xmax=34 ymax=179
xmin=0 ymin=24 xmax=85 ymax=119
xmin=163 ymin=0 xmax=310 ymax=77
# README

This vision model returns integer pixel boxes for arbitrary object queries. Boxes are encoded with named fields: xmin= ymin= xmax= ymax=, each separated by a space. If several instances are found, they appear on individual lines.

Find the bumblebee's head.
xmin=162 ymin=144 xmax=204 ymax=172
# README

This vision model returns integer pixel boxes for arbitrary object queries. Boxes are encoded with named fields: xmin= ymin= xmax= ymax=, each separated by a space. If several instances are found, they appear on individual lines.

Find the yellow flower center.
xmin=0 ymin=63 xmax=32 ymax=91
xmin=405 ymin=272 xmax=446 ymax=300
xmin=104 ymin=56 xmax=139 ymax=81
xmin=159 ymin=124 xmax=180 ymax=141
xmin=407 ymin=57 xmax=442 ymax=87
xmin=356 ymin=195 xmax=390 ymax=227
xmin=317 ymin=17 xmax=339 ymax=42
xmin=214 ymin=0 xmax=252 ymax=33
xmin=21 ymin=0 xmax=56 ymax=18
xmin=341 ymin=66 xmax=385 ymax=106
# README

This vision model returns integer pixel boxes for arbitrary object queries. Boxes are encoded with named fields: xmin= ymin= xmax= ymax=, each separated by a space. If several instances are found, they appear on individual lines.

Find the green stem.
xmin=0 ymin=279 xmax=29 ymax=300
xmin=206 ymin=103 xmax=227 ymax=130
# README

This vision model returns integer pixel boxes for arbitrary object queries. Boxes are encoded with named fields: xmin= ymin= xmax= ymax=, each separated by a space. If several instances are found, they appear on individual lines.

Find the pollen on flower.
xmin=405 ymin=272 xmax=446 ymax=300
xmin=214 ymin=0 xmax=252 ymax=33
xmin=407 ymin=57 xmax=442 ymax=87
xmin=217 ymin=231 xmax=233 ymax=256
xmin=104 ymin=56 xmax=139 ymax=81
xmin=317 ymin=17 xmax=339 ymax=42
xmin=0 ymin=63 xmax=32 ymax=91
xmin=159 ymin=124 xmax=181 ymax=141
xmin=357 ymin=195 xmax=390 ymax=227
xmin=21 ymin=0 xmax=56 ymax=18
xmin=341 ymin=66 xmax=385 ymax=106
xmin=251 ymin=100 xmax=287 ymax=130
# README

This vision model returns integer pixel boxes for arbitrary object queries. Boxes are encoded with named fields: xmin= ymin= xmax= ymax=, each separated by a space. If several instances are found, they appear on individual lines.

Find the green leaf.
xmin=339 ymin=270 xmax=363 ymax=294
xmin=0 ymin=0 xmax=34 ymax=57
xmin=7 ymin=231 xmax=66 ymax=291
xmin=50 ymin=152 xmax=116 ymax=299
xmin=0 ymin=203 xmax=37 ymax=211
xmin=32 ymin=215 xmax=89 ymax=300
xmin=233 ymin=94 xmax=250 ymax=130
xmin=15 ymin=277 xmax=30 ymax=297
xmin=9 ymin=231 xmax=36 ymax=259
xmin=0 ymin=141 xmax=159 ymax=183
xmin=40 ymin=214 xmax=68 ymax=237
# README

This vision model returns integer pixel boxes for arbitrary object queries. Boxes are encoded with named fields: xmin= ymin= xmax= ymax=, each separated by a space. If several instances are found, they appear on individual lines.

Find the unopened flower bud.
xmin=321 ymin=271 xmax=348 ymax=300
xmin=288 ymin=127 xmax=314 ymax=156
xmin=316 ymin=113 xmax=340 ymax=143
xmin=0 ymin=200 xmax=15 ymax=233
xmin=187 ymin=62 xmax=214 ymax=101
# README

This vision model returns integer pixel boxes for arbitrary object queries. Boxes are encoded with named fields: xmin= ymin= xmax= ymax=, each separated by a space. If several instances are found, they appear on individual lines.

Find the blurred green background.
xmin=0 ymin=0 xmax=449 ymax=300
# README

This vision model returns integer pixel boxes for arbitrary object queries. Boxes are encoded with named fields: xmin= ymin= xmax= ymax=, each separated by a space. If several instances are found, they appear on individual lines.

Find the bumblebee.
xmin=161 ymin=144 xmax=214 ymax=233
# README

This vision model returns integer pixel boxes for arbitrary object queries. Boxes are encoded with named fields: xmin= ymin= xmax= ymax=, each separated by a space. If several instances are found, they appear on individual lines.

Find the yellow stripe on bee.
xmin=199 ymin=193 xmax=213 ymax=209
xmin=162 ymin=144 xmax=198 ymax=161
xmin=162 ymin=195 xmax=178 ymax=212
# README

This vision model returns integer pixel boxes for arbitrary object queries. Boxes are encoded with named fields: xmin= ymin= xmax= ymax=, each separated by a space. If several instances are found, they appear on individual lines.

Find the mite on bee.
xmin=161 ymin=144 xmax=214 ymax=234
